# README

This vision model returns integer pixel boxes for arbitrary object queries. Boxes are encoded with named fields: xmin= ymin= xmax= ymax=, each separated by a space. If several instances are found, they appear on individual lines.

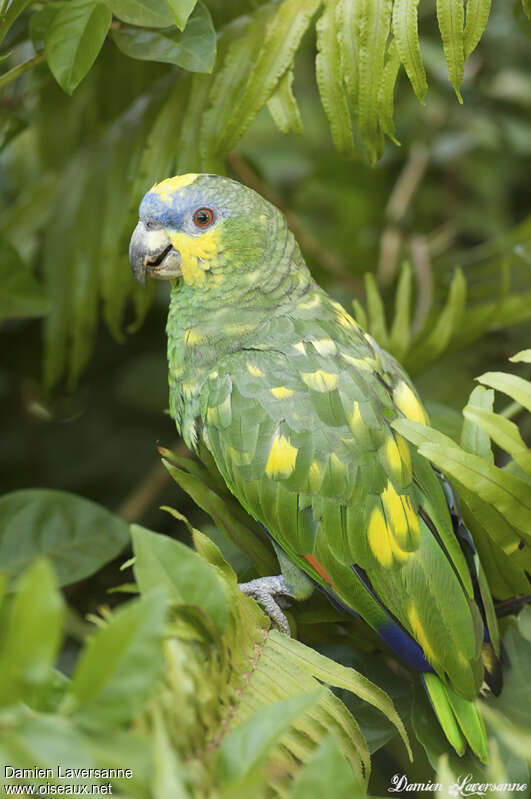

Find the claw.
xmin=238 ymin=575 xmax=293 ymax=635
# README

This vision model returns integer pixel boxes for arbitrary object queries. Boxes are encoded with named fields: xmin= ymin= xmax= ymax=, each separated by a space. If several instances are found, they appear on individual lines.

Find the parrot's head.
xmin=129 ymin=173 xmax=286 ymax=290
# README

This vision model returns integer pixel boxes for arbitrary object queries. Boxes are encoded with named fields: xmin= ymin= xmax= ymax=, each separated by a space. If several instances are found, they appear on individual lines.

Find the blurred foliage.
xmin=1 ymin=0 xmax=531 ymax=795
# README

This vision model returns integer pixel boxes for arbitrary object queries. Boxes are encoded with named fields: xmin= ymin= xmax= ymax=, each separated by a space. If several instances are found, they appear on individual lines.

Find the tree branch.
xmin=0 ymin=51 xmax=45 ymax=92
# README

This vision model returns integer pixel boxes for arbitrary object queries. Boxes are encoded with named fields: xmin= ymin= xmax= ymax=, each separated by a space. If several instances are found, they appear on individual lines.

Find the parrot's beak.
xmin=129 ymin=221 xmax=182 ymax=286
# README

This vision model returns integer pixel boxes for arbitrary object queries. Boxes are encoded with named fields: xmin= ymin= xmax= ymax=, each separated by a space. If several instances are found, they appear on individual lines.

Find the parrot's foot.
xmin=238 ymin=575 xmax=294 ymax=635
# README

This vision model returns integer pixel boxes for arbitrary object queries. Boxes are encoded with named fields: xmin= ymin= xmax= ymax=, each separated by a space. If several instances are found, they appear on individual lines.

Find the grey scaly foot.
xmin=238 ymin=575 xmax=294 ymax=635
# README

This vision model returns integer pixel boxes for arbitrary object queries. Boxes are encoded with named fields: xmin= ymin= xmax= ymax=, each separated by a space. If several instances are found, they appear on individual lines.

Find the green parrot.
xmin=129 ymin=173 xmax=502 ymax=761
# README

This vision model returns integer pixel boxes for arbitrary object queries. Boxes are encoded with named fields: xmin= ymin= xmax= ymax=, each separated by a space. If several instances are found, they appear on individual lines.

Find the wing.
xmin=200 ymin=307 xmax=484 ymax=698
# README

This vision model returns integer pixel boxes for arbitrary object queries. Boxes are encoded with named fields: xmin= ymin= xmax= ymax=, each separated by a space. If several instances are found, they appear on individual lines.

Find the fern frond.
xmin=267 ymin=68 xmax=304 ymax=135
xmin=392 ymin=0 xmax=427 ymax=103
xmin=463 ymin=0 xmax=492 ymax=59
xmin=356 ymin=0 xmax=392 ymax=164
xmin=316 ymin=0 xmax=356 ymax=158
xmin=436 ymin=0 xmax=465 ymax=102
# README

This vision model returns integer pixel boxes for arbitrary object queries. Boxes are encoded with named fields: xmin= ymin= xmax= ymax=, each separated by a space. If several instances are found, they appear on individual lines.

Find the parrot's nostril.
xmin=144 ymin=244 xmax=173 ymax=268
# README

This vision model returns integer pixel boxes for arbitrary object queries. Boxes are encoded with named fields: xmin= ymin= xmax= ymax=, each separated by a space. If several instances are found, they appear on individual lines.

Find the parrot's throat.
xmin=165 ymin=224 xmax=314 ymax=450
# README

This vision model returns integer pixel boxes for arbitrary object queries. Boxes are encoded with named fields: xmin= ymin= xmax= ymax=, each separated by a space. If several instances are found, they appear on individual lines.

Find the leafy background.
xmin=1 ymin=0 xmax=531 ymax=796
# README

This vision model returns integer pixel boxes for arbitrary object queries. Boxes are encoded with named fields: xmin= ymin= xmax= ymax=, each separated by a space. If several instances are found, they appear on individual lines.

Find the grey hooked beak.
xmin=129 ymin=221 xmax=182 ymax=286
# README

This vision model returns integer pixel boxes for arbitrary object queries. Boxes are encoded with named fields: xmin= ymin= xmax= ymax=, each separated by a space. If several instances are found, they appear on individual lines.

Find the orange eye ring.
xmin=193 ymin=207 xmax=214 ymax=228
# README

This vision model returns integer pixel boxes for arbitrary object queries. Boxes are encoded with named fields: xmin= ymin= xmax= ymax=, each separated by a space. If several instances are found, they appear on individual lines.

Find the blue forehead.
xmin=138 ymin=181 xmax=230 ymax=228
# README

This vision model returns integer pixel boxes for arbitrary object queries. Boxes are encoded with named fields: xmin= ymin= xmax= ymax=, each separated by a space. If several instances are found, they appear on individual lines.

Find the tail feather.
xmin=423 ymin=673 xmax=488 ymax=762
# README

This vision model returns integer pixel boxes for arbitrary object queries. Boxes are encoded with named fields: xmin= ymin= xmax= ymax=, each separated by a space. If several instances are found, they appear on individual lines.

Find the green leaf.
xmin=165 ymin=0 xmax=197 ymax=30
xmin=45 ymin=0 xmax=112 ymax=94
xmin=378 ymin=37 xmax=402 ymax=145
xmin=510 ymin=349 xmax=531 ymax=364
xmin=267 ymin=68 xmax=303 ymax=135
xmin=436 ymin=0 xmax=465 ymax=102
xmin=476 ymin=371 xmax=531 ymax=413
xmin=523 ymin=0 xmax=531 ymax=20
xmin=356 ymin=0 xmax=392 ymax=164
xmin=389 ymin=261 xmax=412 ymax=359
xmin=131 ymin=524 xmax=229 ymax=634
xmin=460 ymin=384 xmax=495 ymax=462
xmin=364 ymin=272 xmax=389 ymax=348
xmin=210 ymin=0 xmax=320 ymax=157
xmin=112 ymin=2 xmax=216 ymax=72
xmin=0 ymin=560 xmax=65 ymax=707
xmin=290 ymin=733 xmax=366 ymax=798
xmin=66 ymin=591 xmax=167 ymax=728
xmin=162 ymin=457 xmax=277 ymax=576
xmin=0 ymin=0 xmax=34 ymax=45
xmin=269 ymin=631 xmax=412 ymax=760
xmin=463 ymin=406 xmax=531 ymax=474
xmin=0 ymin=238 xmax=49 ymax=319
xmin=463 ymin=0 xmax=492 ymax=59
xmin=392 ymin=0 xmax=427 ymax=102
xmin=0 ymin=489 xmax=129 ymax=586
xmin=337 ymin=0 xmax=361 ymax=107
xmin=393 ymin=419 xmax=531 ymax=539
xmin=407 ymin=267 xmax=466 ymax=373
xmin=29 ymin=2 xmax=66 ymax=45
xmin=151 ymin=705 xmax=191 ymax=799
xmin=0 ymin=713 xmax=97 ymax=780
xmin=316 ymin=0 xmax=355 ymax=159
xmin=217 ymin=691 xmax=323 ymax=784
xmin=106 ymin=0 xmax=174 ymax=27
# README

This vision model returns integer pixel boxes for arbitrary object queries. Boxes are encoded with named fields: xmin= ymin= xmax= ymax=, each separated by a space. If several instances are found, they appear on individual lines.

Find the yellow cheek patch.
xmin=271 ymin=386 xmax=294 ymax=399
xmin=247 ymin=363 xmax=263 ymax=377
xmin=301 ymin=370 xmax=338 ymax=392
xmin=168 ymin=228 xmax=220 ymax=286
xmin=152 ymin=173 xmax=198 ymax=201
xmin=393 ymin=381 xmax=428 ymax=425
xmin=367 ymin=505 xmax=409 ymax=569
xmin=408 ymin=605 xmax=438 ymax=664
xmin=266 ymin=433 xmax=298 ymax=479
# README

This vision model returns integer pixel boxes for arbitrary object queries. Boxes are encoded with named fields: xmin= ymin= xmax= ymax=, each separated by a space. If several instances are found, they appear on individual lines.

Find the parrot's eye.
xmin=193 ymin=208 xmax=214 ymax=228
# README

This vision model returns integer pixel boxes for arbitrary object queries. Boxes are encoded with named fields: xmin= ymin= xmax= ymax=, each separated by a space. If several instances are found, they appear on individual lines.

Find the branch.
xmin=0 ymin=51 xmax=45 ymax=92
xmin=117 ymin=440 xmax=188 ymax=523
xmin=495 ymin=594 xmax=531 ymax=618
xmin=377 ymin=144 xmax=429 ymax=286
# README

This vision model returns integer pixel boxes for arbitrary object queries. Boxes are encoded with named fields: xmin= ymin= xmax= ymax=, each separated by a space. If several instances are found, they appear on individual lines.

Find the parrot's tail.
xmin=422 ymin=672 xmax=489 ymax=762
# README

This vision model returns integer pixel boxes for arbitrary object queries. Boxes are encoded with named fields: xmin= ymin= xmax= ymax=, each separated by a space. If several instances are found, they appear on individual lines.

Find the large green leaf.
xmin=131 ymin=523 xmax=229 ymax=634
xmin=393 ymin=419 xmax=531 ymax=539
xmin=45 ymin=0 xmax=112 ymax=94
xmin=0 ymin=560 xmax=65 ymax=708
xmin=105 ymin=0 xmax=175 ymax=27
xmin=165 ymin=0 xmax=197 ymax=30
xmin=0 ymin=489 xmax=130 ymax=586
xmin=112 ymin=2 xmax=216 ymax=72
xmin=289 ymin=733 xmax=366 ymax=798
xmin=0 ymin=238 xmax=49 ymax=319
xmin=463 ymin=406 xmax=531 ymax=474
xmin=65 ymin=591 xmax=167 ymax=728
xmin=216 ymin=692 xmax=323 ymax=785
xmin=476 ymin=371 xmax=531 ymax=414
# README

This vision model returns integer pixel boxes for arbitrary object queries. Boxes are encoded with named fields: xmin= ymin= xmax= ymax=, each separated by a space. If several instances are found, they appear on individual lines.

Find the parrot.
xmin=129 ymin=172 xmax=502 ymax=761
